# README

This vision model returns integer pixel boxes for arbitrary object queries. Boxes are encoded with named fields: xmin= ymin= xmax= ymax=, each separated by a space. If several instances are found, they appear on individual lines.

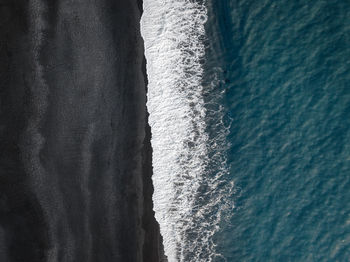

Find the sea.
xmin=141 ymin=0 xmax=350 ymax=261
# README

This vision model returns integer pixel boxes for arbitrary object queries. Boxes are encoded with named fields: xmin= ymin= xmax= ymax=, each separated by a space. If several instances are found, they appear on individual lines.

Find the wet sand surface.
xmin=0 ymin=0 xmax=165 ymax=261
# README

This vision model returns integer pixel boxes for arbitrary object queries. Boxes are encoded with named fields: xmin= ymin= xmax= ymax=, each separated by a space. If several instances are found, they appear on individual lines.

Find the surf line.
xmin=141 ymin=0 xmax=210 ymax=261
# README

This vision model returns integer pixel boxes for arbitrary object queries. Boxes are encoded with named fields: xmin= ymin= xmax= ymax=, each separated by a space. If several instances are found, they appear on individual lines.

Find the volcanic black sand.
xmin=0 ymin=0 xmax=166 ymax=261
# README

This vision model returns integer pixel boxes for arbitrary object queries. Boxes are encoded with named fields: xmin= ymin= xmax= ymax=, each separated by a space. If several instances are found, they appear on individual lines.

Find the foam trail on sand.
xmin=141 ymin=0 xmax=209 ymax=261
xmin=141 ymin=0 xmax=236 ymax=261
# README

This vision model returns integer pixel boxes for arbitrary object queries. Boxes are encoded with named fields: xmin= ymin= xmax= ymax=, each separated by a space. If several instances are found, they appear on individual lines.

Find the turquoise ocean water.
xmin=203 ymin=0 xmax=350 ymax=261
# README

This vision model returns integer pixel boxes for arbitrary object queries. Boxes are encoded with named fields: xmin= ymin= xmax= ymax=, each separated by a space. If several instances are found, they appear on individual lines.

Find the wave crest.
xmin=141 ymin=1 xmax=233 ymax=261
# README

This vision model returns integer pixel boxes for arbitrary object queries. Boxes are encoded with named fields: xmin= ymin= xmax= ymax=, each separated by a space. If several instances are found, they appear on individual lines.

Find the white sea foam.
xmin=141 ymin=1 xmax=233 ymax=261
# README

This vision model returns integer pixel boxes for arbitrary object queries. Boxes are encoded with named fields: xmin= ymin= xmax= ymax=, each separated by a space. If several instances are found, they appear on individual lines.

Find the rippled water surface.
xmin=204 ymin=1 xmax=350 ymax=261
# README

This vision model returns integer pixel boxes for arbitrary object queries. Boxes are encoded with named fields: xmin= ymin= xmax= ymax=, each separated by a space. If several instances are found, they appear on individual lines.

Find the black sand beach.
xmin=0 ymin=0 xmax=165 ymax=261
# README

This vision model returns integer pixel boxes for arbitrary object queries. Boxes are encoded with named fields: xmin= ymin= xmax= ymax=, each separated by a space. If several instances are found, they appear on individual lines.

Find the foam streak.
xmin=141 ymin=1 xmax=209 ymax=261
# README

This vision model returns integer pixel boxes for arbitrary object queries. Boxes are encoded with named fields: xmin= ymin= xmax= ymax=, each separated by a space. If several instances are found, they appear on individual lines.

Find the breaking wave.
xmin=141 ymin=1 xmax=233 ymax=261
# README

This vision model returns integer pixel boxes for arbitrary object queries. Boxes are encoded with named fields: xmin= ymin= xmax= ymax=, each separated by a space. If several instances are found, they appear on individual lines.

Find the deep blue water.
xmin=204 ymin=1 xmax=350 ymax=261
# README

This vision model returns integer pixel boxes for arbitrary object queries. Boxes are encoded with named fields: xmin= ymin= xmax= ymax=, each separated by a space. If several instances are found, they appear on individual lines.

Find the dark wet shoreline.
xmin=0 ymin=0 xmax=165 ymax=261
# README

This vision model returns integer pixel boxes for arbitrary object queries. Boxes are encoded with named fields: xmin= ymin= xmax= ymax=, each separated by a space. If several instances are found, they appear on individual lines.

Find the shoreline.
xmin=0 ymin=0 xmax=165 ymax=261
xmin=139 ymin=1 xmax=168 ymax=261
